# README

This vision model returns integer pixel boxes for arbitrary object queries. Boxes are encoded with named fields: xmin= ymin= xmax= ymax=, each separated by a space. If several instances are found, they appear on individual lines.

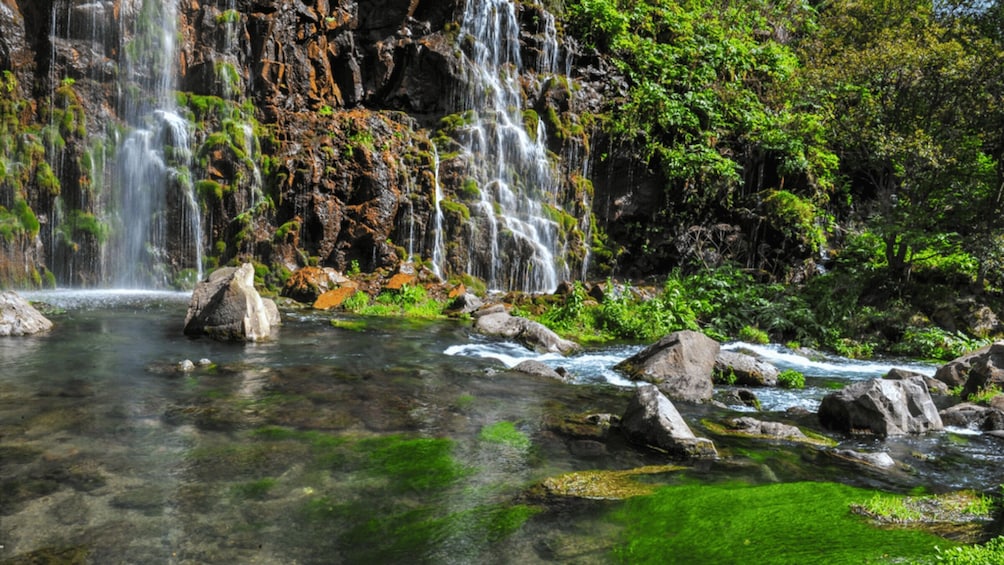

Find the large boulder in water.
xmin=473 ymin=309 xmax=579 ymax=355
xmin=0 ymin=292 xmax=52 ymax=336
xmin=615 ymin=331 xmax=719 ymax=402
xmin=620 ymin=384 xmax=717 ymax=458
xmin=184 ymin=264 xmax=278 ymax=342
xmin=960 ymin=343 xmax=1004 ymax=400
xmin=933 ymin=343 xmax=1001 ymax=388
xmin=818 ymin=377 xmax=943 ymax=436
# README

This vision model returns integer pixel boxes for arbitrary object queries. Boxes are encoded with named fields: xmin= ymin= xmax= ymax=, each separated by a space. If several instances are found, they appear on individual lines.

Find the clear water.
xmin=2 ymin=293 xmax=1002 ymax=563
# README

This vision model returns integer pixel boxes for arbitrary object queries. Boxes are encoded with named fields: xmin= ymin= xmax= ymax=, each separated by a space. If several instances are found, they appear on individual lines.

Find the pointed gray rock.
xmin=621 ymin=384 xmax=717 ymax=458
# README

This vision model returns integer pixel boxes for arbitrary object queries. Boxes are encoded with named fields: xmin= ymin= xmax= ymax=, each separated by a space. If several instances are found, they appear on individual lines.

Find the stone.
xmin=513 ymin=360 xmax=569 ymax=382
xmin=620 ymin=384 xmax=717 ymax=458
xmin=715 ymin=388 xmax=761 ymax=410
xmin=473 ymin=310 xmax=579 ymax=355
xmin=961 ymin=343 xmax=1004 ymax=400
xmin=934 ymin=343 xmax=1001 ymax=388
xmin=385 ymin=272 xmax=417 ymax=290
xmin=447 ymin=284 xmax=466 ymax=299
xmin=726 ymin=417 xmax=808 ymax=440
xmin=282 ymin=266 xmax=343 ymax=303
xmin=831 ymin=449 xmax=896 ymax=469
xmin=0 ymin=291 xmax=53 ymax=336
xmin=715 ymin=350 xmax=779 ymax=387
xmin=445 ymin=293 xmax=483 ymax=315
xmin=313 ymin=287 xmax=358 ymax=310
xmin=184 ymin=264 xmax=275 ymax=342
xmin=615 ymin=331 xmax=720 ymax=402
xmin=940 ymin=402 xmax=1004 ymax=432
xmin=884 ymin=368 xmax=950 ymax=396
xmin=818 ymin=377 xmax=943 ymax=436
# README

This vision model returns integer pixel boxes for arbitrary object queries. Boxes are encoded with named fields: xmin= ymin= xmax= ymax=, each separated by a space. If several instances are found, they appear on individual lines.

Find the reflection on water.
xmin=1 ymin=292 xmax=1001 ymax=562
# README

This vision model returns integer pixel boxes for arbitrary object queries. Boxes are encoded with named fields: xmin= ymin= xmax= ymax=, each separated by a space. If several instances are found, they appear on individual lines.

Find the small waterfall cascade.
xmin=431 ymin=145 xmax=447 ymax=279
xmin=104 ymin=0 xmax=202 ymax=287
xmin=454 ymin=0 xmax=570 ymax=293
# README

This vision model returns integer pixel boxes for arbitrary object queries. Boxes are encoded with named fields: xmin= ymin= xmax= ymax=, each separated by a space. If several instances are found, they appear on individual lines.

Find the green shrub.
xmin=739 ymin=325 xmax=770 ymax=344
xmin=342 ymin=290 xmax=370 ymax=312
xmin=777 ymin=369 xmax=805 ymax=389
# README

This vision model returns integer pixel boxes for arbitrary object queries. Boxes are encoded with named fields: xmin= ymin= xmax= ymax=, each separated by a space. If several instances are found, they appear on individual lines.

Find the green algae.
xmin=360 ymin=435 xmax=472 ymax=493
xmin=479 ymin=421 xmax=531 ymax=451
xmin=230 ymin=477 xmax=278 ymax=500
xmin=609 ymin=481 xmax=961 ymax=564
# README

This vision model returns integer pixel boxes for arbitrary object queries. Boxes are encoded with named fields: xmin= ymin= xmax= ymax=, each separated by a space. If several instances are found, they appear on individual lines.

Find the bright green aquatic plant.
xmin=609 ymin=481 xmax=960 ymax=564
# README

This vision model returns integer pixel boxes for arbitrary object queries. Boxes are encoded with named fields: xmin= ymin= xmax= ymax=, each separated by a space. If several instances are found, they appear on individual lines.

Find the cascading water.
xmin=431 ymin=146 xmax=447 ymax=279
xmin=103 ymin=0 xmax=202 ymax=287
xmin=454 ymin=0 xmax=570 ymax=293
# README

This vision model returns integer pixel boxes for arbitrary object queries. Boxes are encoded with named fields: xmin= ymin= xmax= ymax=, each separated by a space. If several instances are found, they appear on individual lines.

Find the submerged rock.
xmin=473 ymin=309 xmax=579 ymax=355
xmin=714 ymin=388 xmax=761 ymax=410
xmin=620 ymin=384 xmax=717 ymax=458
xmin=714 ymin=350 xmax=779 ymax=387
xmin=184 ymin=264 xmax=277 ymax=342
xmin=527 ymin=464 xmax=684 ymax=501
xmin=831 ymin=449 xmax=896 ymax=469
xmin=0 ymin=291 xmax=53 ymax=336
xmin=726 ymin=417 xmax=809 ymax=441
xmin=615 ymin=330 xmax=719 ymax=402
xmin=513 ymin=360 xmax=570 ymax=382
xmin=818 ymin=377 xmax=943 ymax=436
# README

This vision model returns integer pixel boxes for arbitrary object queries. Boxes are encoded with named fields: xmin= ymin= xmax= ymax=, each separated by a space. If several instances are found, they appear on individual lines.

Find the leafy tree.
xmin=797 ymin=0 xmax=1004 ymax=284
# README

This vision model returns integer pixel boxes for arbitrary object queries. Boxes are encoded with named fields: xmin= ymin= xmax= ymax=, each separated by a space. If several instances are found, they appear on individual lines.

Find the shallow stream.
xmin=1 ymin=292 xmax=1002 ymax=563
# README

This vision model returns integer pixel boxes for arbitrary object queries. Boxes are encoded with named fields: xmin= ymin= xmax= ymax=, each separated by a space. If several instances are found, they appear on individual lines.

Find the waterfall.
xmin=455 ymin=0 xmax=569 ymax=293
xmin=431 ymin=146 xmax=446 ymax=279
xmin=101 ymin=0 xmax=201 ymax=287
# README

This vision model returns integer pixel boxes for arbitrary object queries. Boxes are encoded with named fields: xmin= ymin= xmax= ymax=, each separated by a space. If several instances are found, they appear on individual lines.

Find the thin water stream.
xmin=1 ymin=293 xmax=1002 ymax=563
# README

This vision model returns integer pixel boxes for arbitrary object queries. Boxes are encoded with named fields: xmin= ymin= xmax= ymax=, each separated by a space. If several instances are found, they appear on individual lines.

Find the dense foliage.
xmin=556 ymin=0 xmax=1004 ymax=351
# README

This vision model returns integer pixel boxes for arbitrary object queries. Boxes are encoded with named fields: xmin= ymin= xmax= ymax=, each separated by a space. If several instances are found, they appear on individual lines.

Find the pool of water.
xmin=1 ymin=291 xmax=1001 ymax=563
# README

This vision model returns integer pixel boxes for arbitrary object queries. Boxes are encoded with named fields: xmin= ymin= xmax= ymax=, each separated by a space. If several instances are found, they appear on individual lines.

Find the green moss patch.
xmin=606 ymin=481 xmax=959 ymax=565
xmin=851 ymin=490 xmax=996 ymax=541
xmin=609 ymin=481 xmax=960 ymax=564
xmin=479 ymin=421 xmax=531 ymax=451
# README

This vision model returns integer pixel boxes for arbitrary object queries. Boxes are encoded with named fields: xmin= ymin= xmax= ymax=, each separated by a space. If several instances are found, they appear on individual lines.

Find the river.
xmin=1 ymin=291 xmax=1001 ymax=563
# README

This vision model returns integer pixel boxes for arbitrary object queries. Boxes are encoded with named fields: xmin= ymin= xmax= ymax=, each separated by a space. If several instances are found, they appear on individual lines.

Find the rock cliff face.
xmin=0 ymin=0 xmax=596 ymax=290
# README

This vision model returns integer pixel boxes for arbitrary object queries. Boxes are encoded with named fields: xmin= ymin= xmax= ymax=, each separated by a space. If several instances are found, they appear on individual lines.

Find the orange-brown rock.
xmin=283 ymin=266 xmax=339 ymax=303
xmin=447 ymin=283 xmax=466 ymax=299
xmin=385 ymin=272 xmax=417 ymax=291
xmin=313 ymin=287 xmax=358 ymax=310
